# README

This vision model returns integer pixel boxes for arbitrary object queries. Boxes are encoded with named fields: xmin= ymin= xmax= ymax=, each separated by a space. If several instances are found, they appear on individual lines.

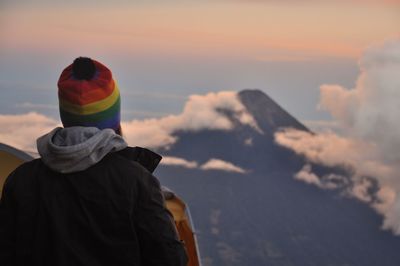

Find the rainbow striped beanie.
xmin=57 ymin=58 xmax=121 ymax=132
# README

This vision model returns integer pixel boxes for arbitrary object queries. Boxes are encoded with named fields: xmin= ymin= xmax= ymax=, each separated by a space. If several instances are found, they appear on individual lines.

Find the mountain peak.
xmin=238 ymin=89 xmax=309 ymax=134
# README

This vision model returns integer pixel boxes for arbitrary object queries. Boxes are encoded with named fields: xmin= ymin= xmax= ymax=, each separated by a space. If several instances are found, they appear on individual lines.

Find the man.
xmin=0 ymin=57 xmax=188 ymax=266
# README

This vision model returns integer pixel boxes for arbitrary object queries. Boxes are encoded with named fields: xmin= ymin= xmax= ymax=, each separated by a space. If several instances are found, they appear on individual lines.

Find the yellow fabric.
xmin=166 ymin=198 xmax=187 ymax=222
xmin=0 ymin=151 xmax=25 ymax=196
xmin=166 ymin=196 xmax=200 ymax=266
xmin=59 ymin=84 xmax=120 ymax=115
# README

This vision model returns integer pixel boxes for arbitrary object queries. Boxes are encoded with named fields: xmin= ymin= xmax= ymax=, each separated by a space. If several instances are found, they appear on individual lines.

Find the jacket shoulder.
xmin=2 ymin=159 xmax=43 ymax=195
xmin=114 ymin=146 xmax=162 ymax=174
xmin=13 ymin=159 xmax=43 ymax=175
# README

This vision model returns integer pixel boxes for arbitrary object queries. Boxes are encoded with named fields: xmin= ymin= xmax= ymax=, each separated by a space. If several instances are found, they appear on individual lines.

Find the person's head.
xmin=57 ymin=57 xmax=122 ymax=135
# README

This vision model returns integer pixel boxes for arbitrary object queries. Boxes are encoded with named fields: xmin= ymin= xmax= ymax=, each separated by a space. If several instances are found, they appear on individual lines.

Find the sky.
xmin=1 ymin=0 xmax=399 ymax=122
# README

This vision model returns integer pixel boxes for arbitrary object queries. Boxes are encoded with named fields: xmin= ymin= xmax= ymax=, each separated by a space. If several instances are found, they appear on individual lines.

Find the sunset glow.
xmin=2 ymin=2 xmax=399 ymax=60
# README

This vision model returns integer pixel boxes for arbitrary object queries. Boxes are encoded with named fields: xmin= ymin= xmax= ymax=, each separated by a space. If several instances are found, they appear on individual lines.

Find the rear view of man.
xmin=0 ymin=57 xmax=188 ymax=266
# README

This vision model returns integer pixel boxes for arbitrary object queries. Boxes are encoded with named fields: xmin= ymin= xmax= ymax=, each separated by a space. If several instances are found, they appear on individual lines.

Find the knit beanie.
xmin=57 ymin=57 xmax=121 ymax=132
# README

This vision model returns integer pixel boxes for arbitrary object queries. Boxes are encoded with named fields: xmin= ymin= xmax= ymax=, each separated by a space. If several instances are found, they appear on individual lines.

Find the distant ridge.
xmin=238 ymin=89 xmax=309 ymax=134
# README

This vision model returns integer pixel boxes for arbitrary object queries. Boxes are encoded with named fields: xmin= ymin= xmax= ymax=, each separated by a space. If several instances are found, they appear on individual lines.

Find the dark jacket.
xmin=0 ymin=145 xmax=188 ymax=266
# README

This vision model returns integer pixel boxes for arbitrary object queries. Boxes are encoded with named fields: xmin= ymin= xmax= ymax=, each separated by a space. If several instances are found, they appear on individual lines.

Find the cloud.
xmin=160 ymin=156 xmax=198 ymax=169
xmin=160 ymin=155 xmax=249 ymax=174
xmin=0 ymin=92 xmax=255 ymax=176
xmin=295 ymin=164 xmax=348 ymax=190
xmin=200 ymin=158 xmax=248 ymax=174
xmin=1 ymin=91 xmax=260 ymax=152
xmin=0 ymin=111 xmax=250 ymax=176
xmin=0 ymin=112 xmax=59 ymax=152
xmin=122 ymin=91 xmax=261 ymax=149
xmin=350 ymin=177 xmax=375 ymax=203
xmin=275 ymin=129 xmax=391 ymax=178
xmin=244 ymin=137 xmax=253 ymax=146
xmin=275 ymin=37 xmax=400 ymax=235
xmin=295 ymin=164 xmax=321 ymax=186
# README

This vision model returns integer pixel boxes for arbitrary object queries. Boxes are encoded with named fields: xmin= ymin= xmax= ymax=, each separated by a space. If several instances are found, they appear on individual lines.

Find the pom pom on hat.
xmin=57 ymin=57 xmax=121 ymax=131
xmin=72 ymin=57 xmax=96 ymax=80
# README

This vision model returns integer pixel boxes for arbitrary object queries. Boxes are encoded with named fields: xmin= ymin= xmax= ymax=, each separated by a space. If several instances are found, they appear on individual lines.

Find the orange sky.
xmin=1 ymin=1 xmax=399 ymax=61
xmin=0 ymin=0 xmax=399 ymax=122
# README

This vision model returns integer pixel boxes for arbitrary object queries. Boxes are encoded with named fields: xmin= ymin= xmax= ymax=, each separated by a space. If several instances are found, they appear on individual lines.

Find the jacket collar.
xmin=117 ymin=147 xmax=162 ymax=173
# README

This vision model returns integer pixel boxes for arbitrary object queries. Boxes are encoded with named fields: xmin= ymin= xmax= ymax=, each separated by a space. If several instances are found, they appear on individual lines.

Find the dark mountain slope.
xmin=238 ymin=89 xmax=309 ymax=134
xmin=155 ymin=89 xmax=400 ymax=266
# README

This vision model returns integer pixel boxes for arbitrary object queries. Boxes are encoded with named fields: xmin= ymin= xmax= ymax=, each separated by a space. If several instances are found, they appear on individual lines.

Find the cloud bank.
xmin=122 ymin=91 xmax=260 ymax=148
xmin=0 ymin=91 xmax=259 ymax=151
xmin=275 ymin=37 xmax=400 ymax=235
xmin=0 ymin=111 xmax=248 ymax=174
xmin=0 ymin=91 xmax=253 ymax=176
xmin=0 ymin=112 xmax=59 ymax=152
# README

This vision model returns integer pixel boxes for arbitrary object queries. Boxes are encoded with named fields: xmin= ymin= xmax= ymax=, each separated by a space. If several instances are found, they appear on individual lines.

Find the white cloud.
xmin=122 ymin=118 xmax=178 ymax=149
xmin=160 ymin=156 xmax=250 ymax=174
xmin=200 ymin=158 xmax=247 ymax=174
xmin=160 ymin=156 xmax=198 ymax=169
xmin=0 ymin=112 xmax=59 ymax=152
xmin=320 ymin=37 xmax=400 ymax=162
xmin=275 ymin=37 xmax=400 ymax=235
xmin=294 ymin=164 xmax=322 ymax=186
xmin=350 ymin=178 xmax=374 ymax=203
xmin=275 ymin=129 xmax=391 ymax=178
xmin=295 ymin=164 xmax=348 ymax=190
xmin=123 ymin=91 xmax=261 ymax=149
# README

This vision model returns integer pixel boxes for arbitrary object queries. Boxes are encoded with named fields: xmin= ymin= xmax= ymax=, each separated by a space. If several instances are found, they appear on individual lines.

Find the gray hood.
xmin=37 ymin=127 xmax=128 ymax=173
